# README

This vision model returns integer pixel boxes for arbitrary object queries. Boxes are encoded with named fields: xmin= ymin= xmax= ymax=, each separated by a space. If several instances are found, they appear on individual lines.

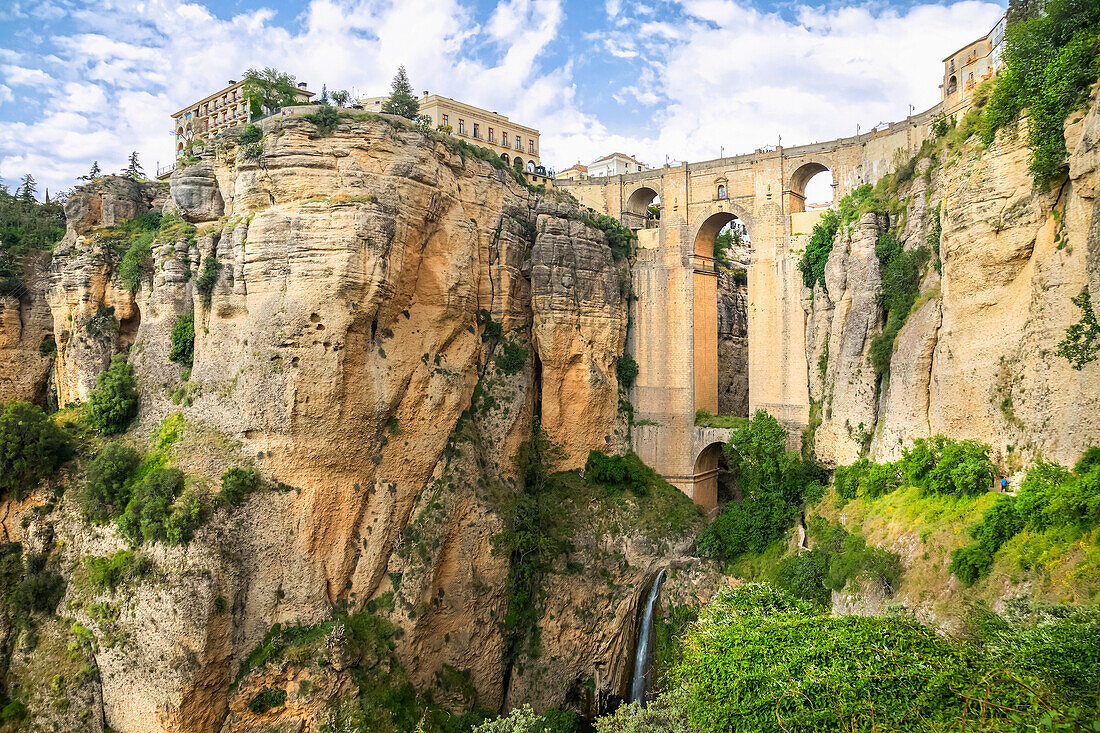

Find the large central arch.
xmin=624 ymin=186 xmax=659 ymax=230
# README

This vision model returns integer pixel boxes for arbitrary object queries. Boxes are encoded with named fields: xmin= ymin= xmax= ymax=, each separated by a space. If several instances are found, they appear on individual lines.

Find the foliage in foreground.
xmin=87 ymin=354 xmax=140 ymax=435
xmin=655 ymin=583 xmax=1100 ymax=733
xmin=0 ymin=180 xmax=65 ymax=296
xmin=0 ymin=401 xmax=71 ymax=499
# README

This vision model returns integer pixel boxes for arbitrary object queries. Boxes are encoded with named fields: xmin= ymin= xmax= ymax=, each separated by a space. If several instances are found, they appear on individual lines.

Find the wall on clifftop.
xmin=806 ymin=90 xmax=1100 ymax=469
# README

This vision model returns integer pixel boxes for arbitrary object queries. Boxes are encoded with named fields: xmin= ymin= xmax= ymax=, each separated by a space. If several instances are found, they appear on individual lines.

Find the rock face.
xmin=22 ymin=114 xmax=648 ymax=732
xmin=806 ymin=91 xmax=1100 ymax=467
xmin=717 ymin=269 xmax=748 ymax=416
xmin=0 ymin=251 xmax=55 ymax=404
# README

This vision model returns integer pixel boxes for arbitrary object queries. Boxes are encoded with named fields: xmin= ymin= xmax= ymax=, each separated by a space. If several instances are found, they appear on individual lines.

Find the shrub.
xmin=495 ymin=341 xmax=528 ymax=375
xmin=165 ymin=489 xmax=202 ymax=544
xmin=10 ymin=551 xmax=65 ymax=615
xmin=239 ymin=124 xmax=262 ymax=145
xmin=195 ymin=255 xmax=220 ymax=303
xmin=218 ymin=467 xmax=260 ymax=506
xmin=0 ymin=701 xmax=26 ymax=722
xmin=616 ymin=353 xmax=639 ymax=391
xmin=799 ymin=208 xmax=839 ymax=291
xmin=117 ymin=232 xmax=154 ymax=292
xmin=0 ymin=401 xmax=72 ymax=499
xmin=1057 ymin=287 xmax=1100 ymax=370
xmin=169 ymin=313 xmax=195 ymax=366
xmin=585 ymin=451 xmax=648 ymax=496
xmin=949 ymin=543 xmax=993 ymax=585
xmin=304 ymin=105 xmax=339 ymax=136
xmin=595 ymin=694 xmax=689 ymax=733
xmin=248 ymin=686 xmax=287 ymax=714
xmin=88 ymin=354 xmax=140 ymax=435
xmin=899 ymin=435 xmax=993 ymax=495
xmin=84 ymin=549 xmax=146 ymax=591
xmin=80 ymin=442 xmax=141 ymax=522
xmin=116 ymin=467 xmax=185 ymax=545
xmin=581 ymin=212 xmax=636 ymax=261
xmin=870 ymin=239 xmax=930 ymax=379
xmin=773 ymin=549 xmax=831 ymax=606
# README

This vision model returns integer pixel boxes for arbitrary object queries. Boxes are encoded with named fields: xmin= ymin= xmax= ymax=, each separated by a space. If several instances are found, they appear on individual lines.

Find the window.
xmin=528 ymin=140 xmax=534 ymax=154
xmin=473 ymin=123 xmax=479 ymax=138
xmin=442 ymin=114 xmax=448 ymax=127
xmin=515 ymin=136 xmax=521 ymax=150
xmin=717 ymin=184 xmax=726 ymax=199
xmin=488 ymin=127 xmax=494 ymax=142
xmin=502 ymin=131 xmax=508 ymax=146
xmin=458 ymin=119 xmax=464 ymax=134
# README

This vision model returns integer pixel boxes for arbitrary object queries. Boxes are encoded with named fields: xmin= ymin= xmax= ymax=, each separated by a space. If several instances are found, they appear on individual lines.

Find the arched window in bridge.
xmin=717 ymin=184 xmax=726 ymax=200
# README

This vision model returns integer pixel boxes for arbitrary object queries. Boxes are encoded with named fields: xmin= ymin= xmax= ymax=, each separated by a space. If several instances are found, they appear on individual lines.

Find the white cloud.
xmin=0 ymin=0 xmax=1006 ymax=193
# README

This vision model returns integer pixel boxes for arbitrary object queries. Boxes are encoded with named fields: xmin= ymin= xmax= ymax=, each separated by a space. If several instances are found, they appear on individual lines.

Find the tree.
xmin=330 ymin=89 xmax=350 ymax=107
xmin=88 ymin=354 xmax=140 ymax=435
xmin=0 ymin=401 xmax=72 ymax=499
xmin=124 ymin=151 xmax=144 ymax=179
xmin=381 ymin=66 xmax=420 ymax=120
xmin=80 ymin=161 xmax=101 ymax=181
xmin=242 ymin=67 xmax=300 ymax=118
xmin=18 ymin=174 xmax=36 ymax=203
xmin=319 ymin=84 xmax=329 ymax=105
xmin=80 ymin=441 xmax=141 ymax=522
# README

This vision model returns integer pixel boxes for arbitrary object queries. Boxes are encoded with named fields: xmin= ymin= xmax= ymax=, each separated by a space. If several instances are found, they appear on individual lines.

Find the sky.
xmin=0 ymin=0 xmax=1005 ymax=198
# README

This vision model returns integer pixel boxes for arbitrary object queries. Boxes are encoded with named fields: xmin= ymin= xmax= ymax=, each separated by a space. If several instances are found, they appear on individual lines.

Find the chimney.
xmin=298 ymin=82 xmax=308 ymax=89
xmin=228 ymin=79 xmax=237 ymax=85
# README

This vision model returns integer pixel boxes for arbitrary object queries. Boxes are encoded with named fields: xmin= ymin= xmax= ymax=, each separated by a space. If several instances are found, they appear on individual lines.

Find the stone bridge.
xmin=557 ymin=104 xmax=943 ymax=509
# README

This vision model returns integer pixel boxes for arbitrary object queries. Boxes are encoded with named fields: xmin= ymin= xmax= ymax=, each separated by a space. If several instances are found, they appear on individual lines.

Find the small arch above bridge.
xmin=788 ymin=162 xmax=835 ymax=213
xmin=624 ymin=186 xmax=660 ymax=229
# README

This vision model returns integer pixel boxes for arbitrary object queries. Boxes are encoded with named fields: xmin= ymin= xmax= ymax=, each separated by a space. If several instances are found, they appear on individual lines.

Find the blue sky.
xmin=0 ymin=0 xmax=1005 ymax=196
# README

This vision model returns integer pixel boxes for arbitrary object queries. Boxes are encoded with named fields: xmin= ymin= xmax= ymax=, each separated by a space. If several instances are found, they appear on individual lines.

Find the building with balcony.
xmin=586 ymin=153 xmax=650 ymax=178
xmin=172 ymin=78 xmax=314 ymax=157
xmin=941 ymin=14 xmax=1006 ymax=114
xmin=359 ymin=91 xmax=549 ymax=183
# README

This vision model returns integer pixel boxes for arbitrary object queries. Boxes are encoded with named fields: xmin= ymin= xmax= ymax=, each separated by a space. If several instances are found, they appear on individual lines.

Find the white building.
xmin=586 ymin=153 xmax=650 ymax=178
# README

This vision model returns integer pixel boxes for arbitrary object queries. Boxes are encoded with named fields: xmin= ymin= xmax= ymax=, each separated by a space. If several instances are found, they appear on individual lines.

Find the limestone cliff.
xmin=0 ymin=114 xmax=698 ymax=732
xmin=806 ymin=90 xmax=1100 ymax=470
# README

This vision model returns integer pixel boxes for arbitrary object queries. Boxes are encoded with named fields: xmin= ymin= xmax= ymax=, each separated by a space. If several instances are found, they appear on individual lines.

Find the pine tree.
xmin=80 ymin=161 xmax=101 ymax=181
xmin=381 ymin=66 xmax=420 ymax=120
xmin=18 ymin=174 xmax=36 ymax=203
xmin=320 ymin=84 xmax=329 ymax=105
xmin=125 ymin=152 xmax=144 ymax=179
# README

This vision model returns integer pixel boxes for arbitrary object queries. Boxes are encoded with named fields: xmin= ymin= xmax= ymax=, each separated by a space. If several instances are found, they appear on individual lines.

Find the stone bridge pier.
xmin=559 ymin=106 xmax=942 ymax=509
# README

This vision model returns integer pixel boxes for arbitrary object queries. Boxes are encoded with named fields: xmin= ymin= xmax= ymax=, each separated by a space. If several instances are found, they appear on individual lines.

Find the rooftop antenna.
xmin=720 ymin=145 xmax=724 ymax=159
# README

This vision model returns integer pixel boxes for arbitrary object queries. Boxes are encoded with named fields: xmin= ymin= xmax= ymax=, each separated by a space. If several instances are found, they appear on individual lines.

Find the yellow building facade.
xmin=172 ymin=79 xmax=314 ymax=156
xmin=941 ymin=15 xmax=1005 ymax=114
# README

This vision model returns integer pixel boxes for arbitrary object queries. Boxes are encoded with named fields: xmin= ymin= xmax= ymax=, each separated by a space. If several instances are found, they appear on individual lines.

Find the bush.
xmin=1057 ymin=287 xmax=1100 ymax=370
xmin=616 ymin=353 xmax=639 ymax=391
xmin=218 ymin=467 xmax=260 ymax=506
xmin=304 ymin=105 xmax=339 ymax=136
xmin=10 ymin=551 xmax=65 ymax=615
xmin=164 ymin=489 xmax=201 ymax=544
xmin=696 ymin=410 xmax=816 ymax=561
xmin=248 ymin=686 xmax=287 ymax=714
xmin=169 ymin=313 xmax=195 ymax=366
xmin=799 ymin=208 xmax=839 ymax=291
xmin=195 ymin=255 xmax=220 ymax=303
xmin=949 ymin=543 xmax=994 ymax=585
xmin=0 ymin=401 xmax=72 ymax=499
xmin=899 ymin=435 xmax=993 ymax=496
xmin=84 ymin=549 xmax=147 ymax=591
xmin=870 ymin=238 xmax=930 ymax=379
xmin=585 ymin=451 xmax=648 ymax=496
xmin=239 ymin=124 xmax=262 ymax=145
xmin=117 ymin=232 xmax=154 ymax=292
xmin=80 ymin=442 xmax=141 ymax=521
xmin=773 ymin=550 xmax=831 ymax=606
xmin=88 ymin=354 xmax=139 ymax=435
xmin=116 ymin=467 xmax=185 ymax=545
xmin=495 ymin=341 xmax=528 ymax=375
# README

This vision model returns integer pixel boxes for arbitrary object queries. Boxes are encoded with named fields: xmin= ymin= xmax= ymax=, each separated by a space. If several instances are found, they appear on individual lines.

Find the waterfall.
xmin=629 ymin=568 xmax=666 ymax=704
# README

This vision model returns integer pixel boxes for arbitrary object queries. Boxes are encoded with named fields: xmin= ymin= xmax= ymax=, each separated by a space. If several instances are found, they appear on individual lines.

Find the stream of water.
xmin=629 ymin=568 xmax=666 ymax=704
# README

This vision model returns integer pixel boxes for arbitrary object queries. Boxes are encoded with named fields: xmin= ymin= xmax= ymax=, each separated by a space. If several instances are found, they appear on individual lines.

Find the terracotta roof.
xmin=559 ymin=164 xmax=587 ymax=173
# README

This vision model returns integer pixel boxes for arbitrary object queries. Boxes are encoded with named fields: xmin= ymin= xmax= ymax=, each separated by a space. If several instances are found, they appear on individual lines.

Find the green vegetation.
xmin=616 ymin=354 xmax=639 ymax=392
xmin=239 ymin=123 xmax=263 ymax=158
xmin=869 ymin=234 xmax=930 ymax=379
xmin=87 ymin=354 xmax=139 ymax=435
xmin=195 ymin=254 xmax=220 ymax=304
xmin=652 ymin=583 xmax=1100 ymax=732
xmin=585 ymin=450 xmax=649 ymax=496
xmin=0 ymin=401 xmax=72 ymax=499
xmin=696 ymin=411 xmax=824 ymax=561
xmin=242 ymin=67 xmax=302 ymax=118
xmin=380 ymin=66 xmax=420 ymax=120
xmin=248 ymin=687 xmax=287 ymax=714
xmin=169 ymin=313 xmax=195 ymax=366
xmin=579 ymin=211 xmax=636 ymax=261
xmin=798 ymin=208 xmax=839 ymax=291
xmin=980 ymin=0 xmax=1100 ymax=186
xmin=473 ymin=705 xmax=579 ymax=732
xmin=218 ymin=466 xmax=260 ymax=507
xmin=115 ymin=467 xmax=201 ymax=546
xmin=98 ymin=211 xmax=161 ymax=292
xmin=305 ymin=105 xmax=340 ymax=136
xmin=952 ymin=448 xmax=1100 ymax=584
xmin=713 ymin=225 xmax=744 ymax=271
xmin=79 ymin=441 xmax=141 ymax=522
xmin=1057 ymin=287 xmax=1100 ymax=370
xmin=83 ymin=549 xmax=148 ymax=591
xmin=494 ymin=340 xmax=528 ymax=375
xmin=900 ymin=435 xmax=995 ymax=496
xmin=1 ymin=545 xmax=65 ymax=618
xmin=0 ymin=176 xmax=65 ymax=296
xmin=693 ymin=409 xmax=748 ymax=430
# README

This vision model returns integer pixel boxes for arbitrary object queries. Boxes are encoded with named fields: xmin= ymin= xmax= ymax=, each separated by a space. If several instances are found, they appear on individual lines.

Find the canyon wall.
xmin=806 ymin=91 xmax=1100 ymax=470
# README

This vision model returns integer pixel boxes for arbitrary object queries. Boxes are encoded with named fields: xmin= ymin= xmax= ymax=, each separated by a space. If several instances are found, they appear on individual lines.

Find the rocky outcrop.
xmin=23 ymin=113 xmax=651 ymax=732
xmin=806 ymin=91 xmax=1100 ymax=467
xmin=717 ymin=269 xmax=748 ymax=416
xmin=0 ymin=250 xmax=55 ymax=404
xmin=63 ymin=175 xmax=166 ymax=238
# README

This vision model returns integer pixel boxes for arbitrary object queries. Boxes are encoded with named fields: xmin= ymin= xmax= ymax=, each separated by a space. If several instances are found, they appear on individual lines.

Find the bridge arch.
xmin=788 ymin=161 xmax=835 ymax=213
xmin=692 ymin=442 xmax=726 ymax=510
xmin=624 ymin=185 xmax=660 ymax=230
